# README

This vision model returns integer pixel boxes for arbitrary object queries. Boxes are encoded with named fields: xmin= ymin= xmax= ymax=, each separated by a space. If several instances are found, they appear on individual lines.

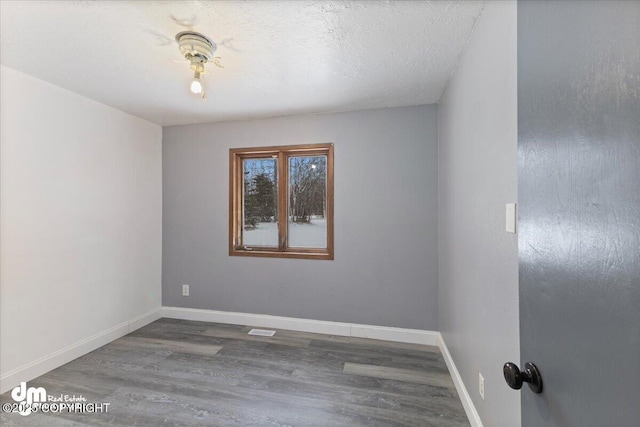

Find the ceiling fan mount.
xmin=175 ymin=31 xmax=217 ymax=99
xmin=175 ymin=31 xmax=217 ymax=63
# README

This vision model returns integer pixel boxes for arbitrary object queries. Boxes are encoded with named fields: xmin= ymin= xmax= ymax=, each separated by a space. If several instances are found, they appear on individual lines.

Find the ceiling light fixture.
xmin=176 ymin=31 xmax=216 ymax=99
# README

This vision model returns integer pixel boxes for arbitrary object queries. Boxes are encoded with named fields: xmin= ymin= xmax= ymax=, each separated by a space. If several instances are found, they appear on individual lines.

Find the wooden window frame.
xmin=229 ymin=143 xmax=334 ymax=260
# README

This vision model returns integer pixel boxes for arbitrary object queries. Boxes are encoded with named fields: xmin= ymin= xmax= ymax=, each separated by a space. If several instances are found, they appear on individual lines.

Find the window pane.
xmin=288 ymin=155 xmax=327 ymax=248
xmin=242 ymin=158 xmax=278 ymax=247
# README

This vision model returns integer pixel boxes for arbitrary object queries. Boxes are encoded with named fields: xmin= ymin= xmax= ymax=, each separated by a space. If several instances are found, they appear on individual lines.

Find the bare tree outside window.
xmin=288 ymin=156 xmax=327 ymax=248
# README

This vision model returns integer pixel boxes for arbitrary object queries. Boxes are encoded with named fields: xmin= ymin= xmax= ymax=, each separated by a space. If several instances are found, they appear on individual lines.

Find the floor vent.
xmin=248 ymin=329 xmax=276 ymax=337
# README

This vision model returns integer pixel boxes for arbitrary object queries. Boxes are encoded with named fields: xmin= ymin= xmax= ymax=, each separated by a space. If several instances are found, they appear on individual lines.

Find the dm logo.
xmin=11 ymin=382 xmax=47 ymax=416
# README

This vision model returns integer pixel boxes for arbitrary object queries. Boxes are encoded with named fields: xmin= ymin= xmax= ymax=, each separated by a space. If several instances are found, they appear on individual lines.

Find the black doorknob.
xmin=503 ymin=362 xmax=543 ymax=393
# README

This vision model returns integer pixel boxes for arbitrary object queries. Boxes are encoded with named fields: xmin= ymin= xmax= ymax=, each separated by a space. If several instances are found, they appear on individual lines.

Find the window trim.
xmin=229 ymin=143 xmax=334 ymax=260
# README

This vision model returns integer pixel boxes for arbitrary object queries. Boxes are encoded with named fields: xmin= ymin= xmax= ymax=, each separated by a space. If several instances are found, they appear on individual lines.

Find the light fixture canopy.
xmin=176 ymin=31 xmax=216 ymax=99
xmin=175 ymin=31 xmax=217 ymax=62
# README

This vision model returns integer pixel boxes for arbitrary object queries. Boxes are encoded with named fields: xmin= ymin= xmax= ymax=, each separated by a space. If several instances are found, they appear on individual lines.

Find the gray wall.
xmin=438 ymin=2 xmax=520 ymax=426
xmin=518 ymin=1 xmax=640 ymax=425
xmin=162 ymin=105 xmax=439 ymax=330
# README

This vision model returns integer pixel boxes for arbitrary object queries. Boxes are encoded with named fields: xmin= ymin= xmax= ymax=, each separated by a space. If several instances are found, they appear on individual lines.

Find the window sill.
xmin=229 ymin=248 xmax=333 ymax=260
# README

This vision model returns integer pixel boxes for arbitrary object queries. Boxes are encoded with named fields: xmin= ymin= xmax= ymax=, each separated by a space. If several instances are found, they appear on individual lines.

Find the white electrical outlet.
xmin=182 ymin=284 xmax=190 ymax=297
xmin=479 ymin=372 xmax=485 ymax=400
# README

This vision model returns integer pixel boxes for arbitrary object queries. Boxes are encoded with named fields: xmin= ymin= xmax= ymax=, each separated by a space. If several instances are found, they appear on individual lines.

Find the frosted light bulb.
xmin=190 ymin=71 xmax=203 ymax=94
xmin=190 ymin=79 xmax=202 ymax=94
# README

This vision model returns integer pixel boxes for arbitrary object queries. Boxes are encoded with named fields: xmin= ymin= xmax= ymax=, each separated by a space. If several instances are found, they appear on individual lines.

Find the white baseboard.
xmin=160 ymin=306 xmax=440 ymax=346
xmin=0 ymin=308 xmax=161 ymax=394
xmin=438 ymin=334 xmax=484 ymax=427
xmin=127 ymin=309 xmax=162 ymax=332
xmin=349 ymin=323 xmax=438 ymax=346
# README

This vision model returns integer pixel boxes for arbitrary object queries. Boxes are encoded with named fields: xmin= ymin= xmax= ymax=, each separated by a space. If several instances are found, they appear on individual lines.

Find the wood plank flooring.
xmin=1 ymin=318 xmax=470 ymax=426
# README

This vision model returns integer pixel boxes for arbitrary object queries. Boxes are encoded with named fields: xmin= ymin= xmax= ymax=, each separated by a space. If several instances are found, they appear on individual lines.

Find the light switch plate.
xmin=506 ymin=203 xmax=517 ymax=233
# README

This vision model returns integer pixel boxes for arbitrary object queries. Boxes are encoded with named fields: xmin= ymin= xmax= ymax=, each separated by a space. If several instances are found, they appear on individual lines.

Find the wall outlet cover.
xmin=182 ymin=284 xmax=189 ymax=297
xmin=479 ymin=372 xmax=485 ymax=400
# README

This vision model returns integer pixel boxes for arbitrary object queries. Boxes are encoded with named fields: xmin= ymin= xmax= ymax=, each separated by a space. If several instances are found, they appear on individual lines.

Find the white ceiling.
xmin=0 ymin=1 xmax=484 ymax=126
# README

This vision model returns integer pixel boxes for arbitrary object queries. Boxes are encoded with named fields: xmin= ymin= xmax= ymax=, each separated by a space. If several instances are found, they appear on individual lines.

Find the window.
xmin=229 ymin=143 xmax=334 ymax=260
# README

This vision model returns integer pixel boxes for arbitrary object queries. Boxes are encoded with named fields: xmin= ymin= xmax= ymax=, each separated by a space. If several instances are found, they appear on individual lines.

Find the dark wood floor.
xmin=1 ymin=318 xmax=470 ymax=426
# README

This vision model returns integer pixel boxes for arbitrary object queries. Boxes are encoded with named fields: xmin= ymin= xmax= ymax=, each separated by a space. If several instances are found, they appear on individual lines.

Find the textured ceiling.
xmin=0 ymin=1 xmax=484 ymax=126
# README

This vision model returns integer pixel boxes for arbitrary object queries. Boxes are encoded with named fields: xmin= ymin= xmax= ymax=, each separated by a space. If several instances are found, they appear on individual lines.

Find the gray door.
xmin=518 ymin=1 xmax=640 ymax=426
